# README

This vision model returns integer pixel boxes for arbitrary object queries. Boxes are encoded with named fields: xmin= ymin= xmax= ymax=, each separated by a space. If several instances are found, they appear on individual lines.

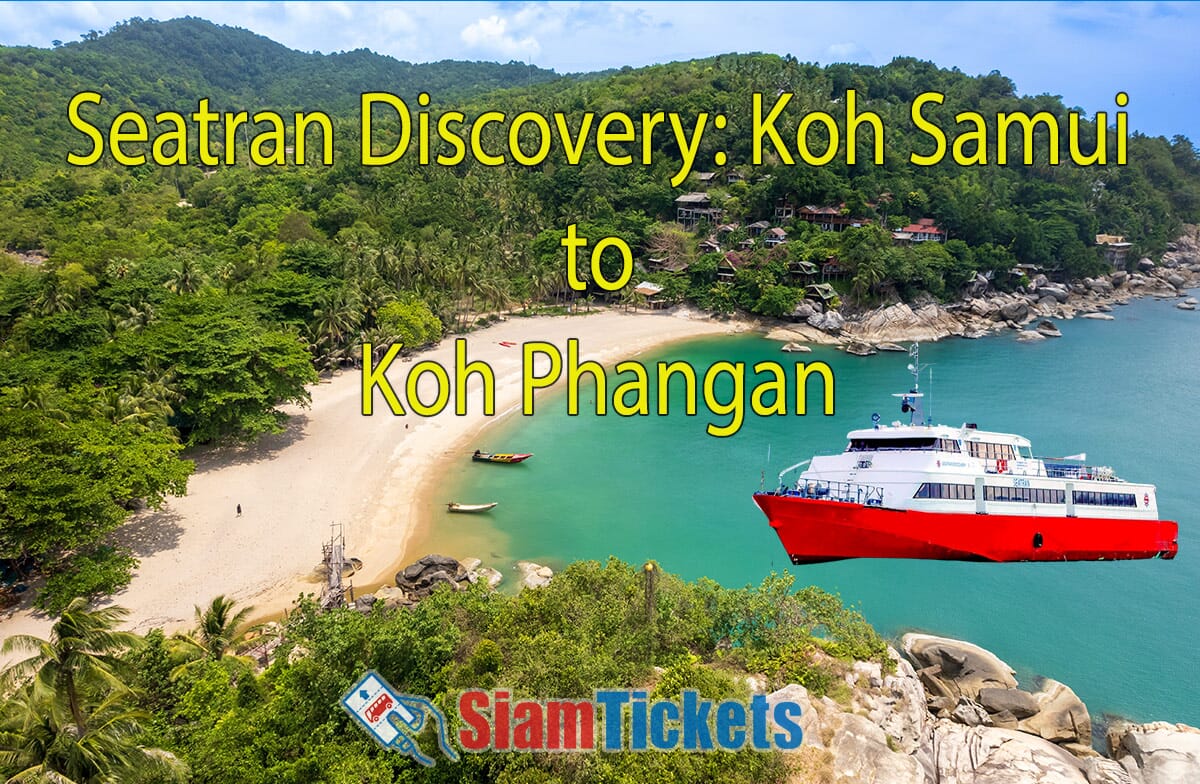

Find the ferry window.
xmin=984 ymin=486 xmax=1064 ymax=503
xmin=849 ymin=437 xmax=937 ymax=452
xmin=915 ymin=482 xmax=975 ymax=500
xmin=966 ymin=442 xmax=1016 ymax=461
xmin=935 ymin=438 xmax=961 ymax=453
xmin=1072 ymin=491 xmax=1136 ymax=507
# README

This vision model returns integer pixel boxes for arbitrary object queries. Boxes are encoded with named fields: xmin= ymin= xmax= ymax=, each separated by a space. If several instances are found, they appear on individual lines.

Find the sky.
xmin=2 ymin=2 xmax=1197 ymax=140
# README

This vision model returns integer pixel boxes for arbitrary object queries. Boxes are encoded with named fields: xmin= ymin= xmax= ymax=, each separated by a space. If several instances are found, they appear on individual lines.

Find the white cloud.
xmin=0 ymin=2 xmax=1197 ymax=137
xmin=460 ymin=14 xmax=540 ymax=60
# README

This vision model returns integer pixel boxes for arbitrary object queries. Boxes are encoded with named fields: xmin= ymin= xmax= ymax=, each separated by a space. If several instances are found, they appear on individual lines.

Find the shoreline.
xmin=2 ymin=264 xmax=1196 ymax=653
xmin=0 ymin=308 xmax=756 ymax=649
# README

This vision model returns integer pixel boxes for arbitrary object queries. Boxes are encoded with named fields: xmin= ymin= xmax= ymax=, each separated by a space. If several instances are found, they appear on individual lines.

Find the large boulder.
xmin=516 ymin=561 xmax=553 ymax=589
xmin=1088 ymin=278 xmax=1114 ymax=294
xmin=965 ymin=272 xmax=990 ymax=297
xmin=1036 ymin=320 xmax=1063 ymax=337
xmin=931 ymin=723 xmax=1090 ymax=784
xmin=1112 ymin=270 xmax=1130 ymax=287
xmin=766 ymin=683 xmax=825 ymax=749
xmin=1108 ymin=721 xmax=1200 ymax=784
xmin=791 ymin=302 xmax=818 ymax=320
xmin=979 ymin=687 xmax=1040 ymax=719
xmin=902 ymin=633 xmax=1018 ymax=702
xmin=847 ymin=649 xmax=931 ymax=755
xmin=1000 ymin=300 xmax=1030 ymax=321
xmin=829 ymin=713 xmax=925 ymax=784
xmin=1041 ymin=284 xmax=1071 ymax=303
xmin=1018 ymin=679 xmax=1091 ymax=746
xmin=807 ymin=310 xmax=845 ymax=334
xmin=395 ymin=554 xmax=465 ymax=599
xmin=1166 ymin=272 xmax=1187 ymax=289
xmin=374 ymin=585 xmax=410 ymax=609
xmin=477 ymin=567 xmax=504 ymax=589
xmin=970 ymin=298 xmax=1000 ymax=318
xmin=952 ymin=697 xmax=994 ymax=727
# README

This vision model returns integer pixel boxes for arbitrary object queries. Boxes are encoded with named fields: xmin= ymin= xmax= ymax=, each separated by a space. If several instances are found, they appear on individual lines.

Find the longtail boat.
xmin=472 ymin=451 xmax=532 ymax=464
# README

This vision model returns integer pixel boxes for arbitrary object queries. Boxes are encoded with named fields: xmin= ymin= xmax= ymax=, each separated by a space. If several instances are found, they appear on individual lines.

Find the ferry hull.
xmin=753 ymin=493 xmax=1179 ymax=563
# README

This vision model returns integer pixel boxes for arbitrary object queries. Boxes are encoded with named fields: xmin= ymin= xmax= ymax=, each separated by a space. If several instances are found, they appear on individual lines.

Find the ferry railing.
xmin=1040 ymin=461 xmax=1120 ymax=482
xmin=775 ymin=479 xmax=886 ymax=507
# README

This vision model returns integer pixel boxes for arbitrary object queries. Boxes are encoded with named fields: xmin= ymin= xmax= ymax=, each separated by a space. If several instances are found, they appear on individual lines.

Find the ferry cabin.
xmin=796 ymin=424 xmax=1158 ymax=520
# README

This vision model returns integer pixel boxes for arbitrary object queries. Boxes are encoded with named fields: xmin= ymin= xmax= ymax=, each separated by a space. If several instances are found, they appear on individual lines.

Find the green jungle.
xmin=2 ymin=17 xmax=1199 ymax=782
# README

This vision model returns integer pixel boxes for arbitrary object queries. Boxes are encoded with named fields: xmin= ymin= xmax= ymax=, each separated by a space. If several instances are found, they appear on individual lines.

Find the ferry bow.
xmin=753 ymin=345 xmax=1179 ymax=564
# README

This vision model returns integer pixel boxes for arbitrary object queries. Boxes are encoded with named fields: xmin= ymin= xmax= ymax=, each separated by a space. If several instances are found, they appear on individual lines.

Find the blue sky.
xmin=3 ymin=2 xmax=1197 ymax=140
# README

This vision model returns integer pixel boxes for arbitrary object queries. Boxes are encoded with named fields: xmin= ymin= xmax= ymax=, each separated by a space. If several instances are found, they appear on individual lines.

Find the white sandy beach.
xmin=0 ymin=308 xmax=755 ymax=649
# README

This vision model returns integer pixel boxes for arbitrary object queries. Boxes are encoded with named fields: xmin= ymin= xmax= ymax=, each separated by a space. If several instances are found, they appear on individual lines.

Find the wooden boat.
xmin=447 ymin=502 xmax=498 ymax=513
xmin=472 ymin=450 xmax=532 ymax=464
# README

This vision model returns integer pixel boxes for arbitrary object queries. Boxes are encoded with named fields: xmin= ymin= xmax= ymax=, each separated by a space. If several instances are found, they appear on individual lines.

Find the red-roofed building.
xmin=894 ymin=218 xmax=946 ymax=244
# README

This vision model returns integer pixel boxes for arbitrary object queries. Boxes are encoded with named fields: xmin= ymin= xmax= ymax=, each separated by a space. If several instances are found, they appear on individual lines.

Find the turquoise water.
xmin=435 ymin=296 xmax=1200 ymax=726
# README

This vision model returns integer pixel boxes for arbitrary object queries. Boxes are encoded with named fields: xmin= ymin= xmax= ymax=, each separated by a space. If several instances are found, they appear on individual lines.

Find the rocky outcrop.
xmin=751 ymin=633 xmax=1200 ymax=784
xmin=844 ymin=340 xmax=877 ymax=356
xmin=1108 ymin=721 xmax=1200 ymax=784
xmin=979 ymin=686 xmax=1040 ymax=719
xmin=830 ymin=713 xmax=925 ymax=784
xmin=1019 ymin=679 xmax=1092 ymax=746
xmin=1017 ymin=330 xmax=1047 ymax=341
xmin=844 ymin=302 xmax=969 ymax=343
xmin=382 ymin=554 xmax=508 ymax=608
xmin=807 ymin=310 xmax=845 ymax=333
xmin=903 ymin=633 xmax=1018 ymax=702
xmin=903 ymin=634 xmax=1097 ymax=758
xmin=931 ymin=723 xmax=1092 ymax=783
xmin=516 ymin=561 xmax=553 ymax=589
xmin=761 ymin=230 xmax=1199 ymax=351
xmin=1037 ymin=320 xmax=1063 ymax=337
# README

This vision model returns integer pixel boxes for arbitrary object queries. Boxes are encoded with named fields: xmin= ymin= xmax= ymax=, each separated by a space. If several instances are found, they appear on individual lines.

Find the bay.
xmin=426 ymin=295 xmax=1199 ymax=726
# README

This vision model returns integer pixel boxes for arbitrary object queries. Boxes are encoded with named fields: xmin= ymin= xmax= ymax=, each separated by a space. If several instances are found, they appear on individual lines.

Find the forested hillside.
xmin=0 ymin=17 xmax=562 ymax=175
xmin=2 ymin=17 xmax=1200 ymax=612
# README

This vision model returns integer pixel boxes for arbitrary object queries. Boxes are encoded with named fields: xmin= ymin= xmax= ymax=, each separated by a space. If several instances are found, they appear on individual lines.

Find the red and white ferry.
xmin=753 ymin=346 xmax=1179 ymax=564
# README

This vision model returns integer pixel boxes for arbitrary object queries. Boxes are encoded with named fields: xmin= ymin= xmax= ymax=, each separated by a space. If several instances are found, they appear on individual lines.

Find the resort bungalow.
xmin=675 ymin=192 xmax=723 ymax=229
xmin=893 ymin=218 xmax=946 ymax=244
xmin=764 ymin=227 xmax=788 ymax=247
xmin=821 ymin=256 xmax=848 ymax=281
xmin=717 ymin=252 xmax=747 ymax=283
xmin=698 ymin=237 xmax=722 ymax=254
xmin=646 ymin=256 xmax=691 ymax=273
xmin=788 ymin=259 xmax=820 ymax=282
xmin=797 ymin=204 xmax=869 ymax=232
xmin=632 ymin=280 xmax=672 ymax=309
xmin=747 ymin=220 xmax=771 ymax=237
xmin=806 ymin=282 xmax=839 ymax=303
xmin=693 ymin=171 xmax=717 ymax=189
xmin=1095 ymin=233 xmax=1133 ymax=268
xmin=774 ymin=199 xmax=796 ymax=222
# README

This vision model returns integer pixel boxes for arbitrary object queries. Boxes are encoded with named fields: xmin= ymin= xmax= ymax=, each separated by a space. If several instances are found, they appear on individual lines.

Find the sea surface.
xmin=419 ymin=295 xmax=1200 ymax=727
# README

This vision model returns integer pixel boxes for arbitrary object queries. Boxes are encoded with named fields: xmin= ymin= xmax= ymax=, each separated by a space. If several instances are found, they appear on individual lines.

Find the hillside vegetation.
xmin=1 ymin=18 xmax=1199 ymax=629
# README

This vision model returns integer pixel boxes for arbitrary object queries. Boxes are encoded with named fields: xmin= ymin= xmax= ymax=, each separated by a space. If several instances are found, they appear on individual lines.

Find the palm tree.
xmin=172 ymin=596 xmax=257 ymax=667
xmin=0 ymin=685 xmax=184 ymax=783
xmin=165 ymin=257 xmax=204 ymax=295
xmin=1 ymin=599 xmax=140 ymax=732
xmin=312 ymin=289 xmax=359 ymax=349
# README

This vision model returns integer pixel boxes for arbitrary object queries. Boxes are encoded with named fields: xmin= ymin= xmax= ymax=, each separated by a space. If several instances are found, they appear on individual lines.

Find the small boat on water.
xmin=447 ymin=502 xmax=498 ymax=513
xmin=753 ymin=344 xmax=1179 ymax=564
xmin=472 ymin=450 xmax=533 ymax=464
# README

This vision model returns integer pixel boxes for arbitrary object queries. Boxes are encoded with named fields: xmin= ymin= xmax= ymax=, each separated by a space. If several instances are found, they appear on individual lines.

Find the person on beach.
xmin=237 ymin=504 xmax=242 ymax=517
